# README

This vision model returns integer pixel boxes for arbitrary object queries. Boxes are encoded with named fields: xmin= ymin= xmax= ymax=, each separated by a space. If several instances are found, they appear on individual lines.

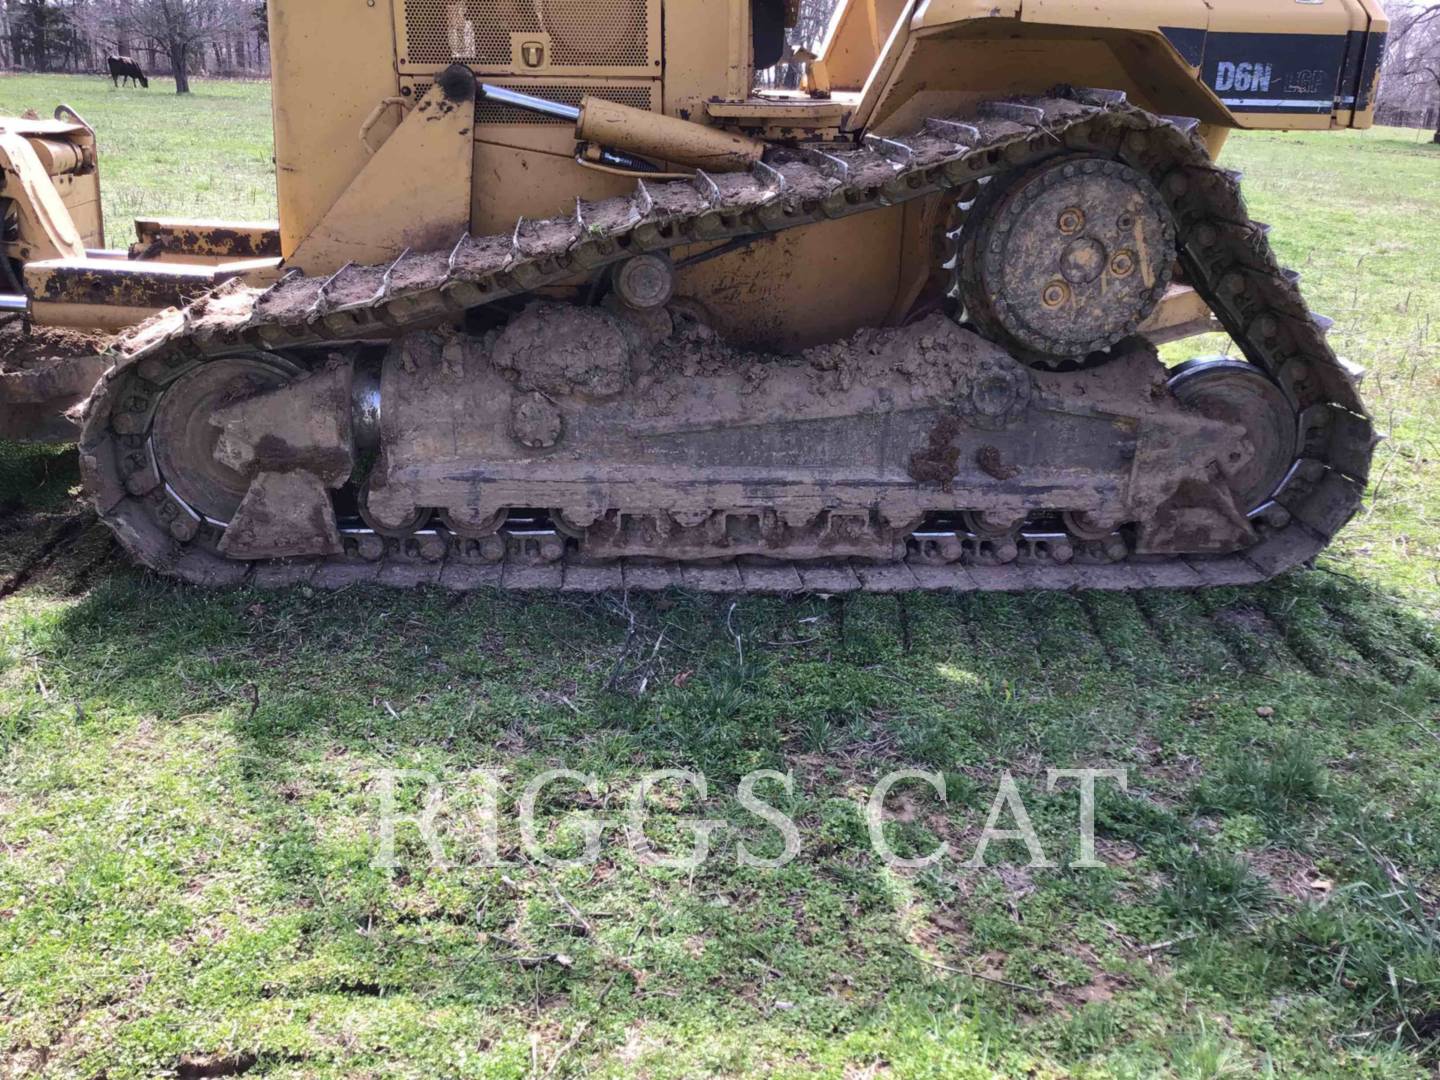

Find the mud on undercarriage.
xmin=75 ymin=92 xmax=1377 ymax=593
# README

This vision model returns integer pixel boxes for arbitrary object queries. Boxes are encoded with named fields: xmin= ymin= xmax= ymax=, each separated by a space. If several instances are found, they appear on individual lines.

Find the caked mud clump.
xmin=323 ymin=264 xmax=386 ymax=309
xmin=0 ymin=318 xmax=110 ymax=372
xmin=491 ymin=303 xmax=638 ymax=399
xmin=646 ymin=306 xmax=764 ymax=380
xmin=514 ymin=217 xmax=580 ymax=258
xmin=775 ymin=162 xmax=840 ymax=201
xmin=641 ymin=310 xmax=1000 ymax=398
xmin=804 ymin=314 xmax=996 ymax=398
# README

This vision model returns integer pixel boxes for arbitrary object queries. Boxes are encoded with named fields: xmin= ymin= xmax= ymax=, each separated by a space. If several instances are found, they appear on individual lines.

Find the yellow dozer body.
xmin=0 ymin=0 xmax=1388 ymax=594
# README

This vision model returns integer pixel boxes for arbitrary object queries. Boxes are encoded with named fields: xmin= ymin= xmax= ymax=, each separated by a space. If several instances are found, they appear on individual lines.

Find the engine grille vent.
xmin=400 ymin=0 xmax=652 ymax=69
xmin=408 ymin=81 xmax=656 ymax=126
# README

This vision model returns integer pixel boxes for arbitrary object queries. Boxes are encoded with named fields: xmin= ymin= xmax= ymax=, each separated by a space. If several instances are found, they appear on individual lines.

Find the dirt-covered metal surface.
xmin=0 ymin=317 xmax=110 ymax=443
xmin=76 ymin=92 xmax=1376 ymax=593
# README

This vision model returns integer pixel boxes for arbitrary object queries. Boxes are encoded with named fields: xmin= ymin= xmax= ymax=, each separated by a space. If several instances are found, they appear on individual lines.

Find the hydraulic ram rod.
xmin=0 ymin=295 xmax=29 ymax=313
xmin=479 ymin=83 xmax=581 ymax=122
xmin=478 ymin=83 xmax=764 ymax=172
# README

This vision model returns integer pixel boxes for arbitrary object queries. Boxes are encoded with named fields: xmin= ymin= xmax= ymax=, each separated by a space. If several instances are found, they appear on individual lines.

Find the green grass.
xmin=0 ymin=74 xmax=276 ymax=249
xmin=1 ymin=78 xmax=1440 ymax=1078
xmin=1160 ymin=124 xmax=1440 ymax=604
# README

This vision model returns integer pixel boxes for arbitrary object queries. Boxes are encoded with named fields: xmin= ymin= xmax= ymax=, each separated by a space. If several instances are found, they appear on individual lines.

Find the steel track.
xmin=78 ymin=91 xmax=1377 ymax=593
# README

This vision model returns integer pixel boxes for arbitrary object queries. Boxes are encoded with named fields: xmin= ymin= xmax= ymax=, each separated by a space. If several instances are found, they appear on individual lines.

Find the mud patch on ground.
xmin=0 ymin=318 xmax=110 ymax=373
xmin=174 ymin=1051 xmax=258 ymax=1079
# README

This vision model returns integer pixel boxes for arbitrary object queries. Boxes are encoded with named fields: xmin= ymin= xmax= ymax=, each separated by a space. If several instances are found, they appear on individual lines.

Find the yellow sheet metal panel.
xmin=290 ymin=75 xmax=477 ymax=276
xmin=469 ymin=144 xmax=635 ymax=237
xmin=52 ymin=170 xmax=104 ymax=251
xmin=909 ymin=0 xmax=1019 ymax=29
xmin=1206 ymin=0 xmax=1358 ymax=36
xmin=858 ymin=23 xmax=1225 ymax=132
xmin=269 ymin=0 xmax=401 ymax=259
xmin=673 ymin=207 xmax=907 ymax=353
xmin=1021 ymin=0 xmax=1206 ymax=32
xmin=665 ymin=0 xmax=751 ymax=118
xmin=816 ymin=0 xmax=910 ymax=92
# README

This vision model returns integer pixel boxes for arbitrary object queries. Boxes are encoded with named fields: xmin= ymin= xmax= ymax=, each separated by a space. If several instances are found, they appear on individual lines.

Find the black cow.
xmin=107 ymin=56 xmax=149 ymax=89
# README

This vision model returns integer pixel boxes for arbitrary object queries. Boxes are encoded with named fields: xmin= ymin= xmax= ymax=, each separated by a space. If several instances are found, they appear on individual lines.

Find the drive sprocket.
xmin=957 ymin=156 xmax=1176 ymax=368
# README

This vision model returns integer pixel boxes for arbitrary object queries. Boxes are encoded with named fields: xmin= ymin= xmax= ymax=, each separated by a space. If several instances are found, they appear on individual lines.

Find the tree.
xmin=1380 ymin=4 xmax=1440 ymax=142
xmin=113 ymin=0 xmax=250 ymax=92
xmin=10 ymin=0 xmax=76 ymax=71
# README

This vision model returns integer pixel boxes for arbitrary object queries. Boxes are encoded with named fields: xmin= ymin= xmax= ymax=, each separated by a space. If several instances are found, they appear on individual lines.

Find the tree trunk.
xmin=171 ymin=39 xmax=189 ymax=92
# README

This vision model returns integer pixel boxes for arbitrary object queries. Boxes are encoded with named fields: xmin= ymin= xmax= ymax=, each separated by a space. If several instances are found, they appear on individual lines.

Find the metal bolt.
xmin=1058 ymin=207 xmax=1085 ymax=234
xmin=1110 ymin=250 xmax=1136 ymax=278
xmin=1042 ymin=281 xmax=1070 ymax=308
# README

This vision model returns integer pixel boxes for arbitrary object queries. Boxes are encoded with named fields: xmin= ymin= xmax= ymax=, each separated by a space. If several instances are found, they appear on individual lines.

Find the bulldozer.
xmin=0 ymin=0 xmax=1388 ymax=593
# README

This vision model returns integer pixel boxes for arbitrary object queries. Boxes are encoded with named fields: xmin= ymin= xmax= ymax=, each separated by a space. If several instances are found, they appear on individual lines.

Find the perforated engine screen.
xmin=399 ymin=0 xmax=655 ymax=71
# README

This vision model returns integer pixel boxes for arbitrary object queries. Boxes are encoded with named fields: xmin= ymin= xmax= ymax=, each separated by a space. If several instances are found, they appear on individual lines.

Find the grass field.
xmin=1 ymin=75 xmax=1439 ymax=1080
xmin=0 ymin=75 xmax=275 ymax=248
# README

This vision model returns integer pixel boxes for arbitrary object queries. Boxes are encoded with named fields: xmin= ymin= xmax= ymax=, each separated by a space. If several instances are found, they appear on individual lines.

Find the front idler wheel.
xmin=1167 ymin=359 xmax=1300 ymax=514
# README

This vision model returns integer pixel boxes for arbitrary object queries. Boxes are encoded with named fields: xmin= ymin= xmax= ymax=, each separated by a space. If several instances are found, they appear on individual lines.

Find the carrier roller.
xmin=78 ymin=92 xmax=1376 ymax=593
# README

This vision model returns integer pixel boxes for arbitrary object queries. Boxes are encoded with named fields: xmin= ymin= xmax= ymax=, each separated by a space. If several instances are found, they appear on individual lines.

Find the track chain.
xmin=79 ymin=91 xmax=1376 ymax=593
